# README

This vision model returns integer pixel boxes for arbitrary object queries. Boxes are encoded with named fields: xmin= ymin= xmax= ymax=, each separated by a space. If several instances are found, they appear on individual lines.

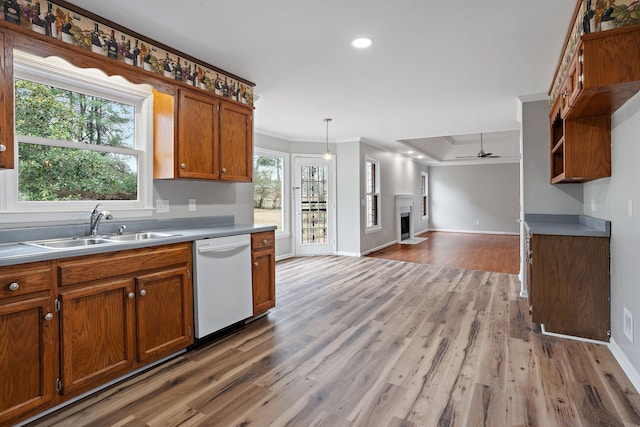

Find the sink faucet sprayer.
xmin=89 ymin=203 xmax=113 ymax=237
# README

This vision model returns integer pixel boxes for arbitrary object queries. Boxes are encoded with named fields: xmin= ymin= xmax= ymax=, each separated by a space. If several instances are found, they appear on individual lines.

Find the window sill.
xmin=365 ymin=226 xmax=382 ymax=234
xmin=0 ymin=207 xmax=154 ymax=225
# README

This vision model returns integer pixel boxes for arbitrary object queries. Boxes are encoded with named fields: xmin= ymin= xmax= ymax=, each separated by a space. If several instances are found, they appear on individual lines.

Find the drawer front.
xmin=58 ymin=243 xmax=192 ymax=287
xmin=0 ymin=262 xmax=53 ymax=299
xmin=251 ymin=231 xmax=274 ymax=250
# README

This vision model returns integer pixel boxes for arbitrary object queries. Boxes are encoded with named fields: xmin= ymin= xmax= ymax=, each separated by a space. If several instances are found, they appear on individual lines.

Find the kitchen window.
xmin=253 ymin=148 xmax=289 ymax=236
xmin=0 ymin=50 xmax=153 ymax=220
xmin=365 ymin=158 xmax=380 ymax=230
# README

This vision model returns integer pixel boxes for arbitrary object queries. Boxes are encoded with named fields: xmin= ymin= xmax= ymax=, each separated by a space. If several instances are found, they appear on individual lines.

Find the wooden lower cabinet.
xmin=0 ymin=261 xmax=56 ymax=425
xmin=251 ymin=231 xmax=276 ymax=315
xmin=58 ymin=278 xmax=136 ymax=397
xmin=527 ymin=233 xmax=610 ymax=341
xmin=0 ymin=243 xmax=194 ymax=425
xmin=0 ymin=294 xmax=56 ymax=425
xmin=136 ymin=266 xmax=193 ymax=363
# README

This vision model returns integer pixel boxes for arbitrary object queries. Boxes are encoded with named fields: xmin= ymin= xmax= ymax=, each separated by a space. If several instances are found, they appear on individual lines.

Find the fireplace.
xmin=395 ymin=195 xmax=414 ymax=242
xmin=400 ymin=211 xmax=410 ymax=240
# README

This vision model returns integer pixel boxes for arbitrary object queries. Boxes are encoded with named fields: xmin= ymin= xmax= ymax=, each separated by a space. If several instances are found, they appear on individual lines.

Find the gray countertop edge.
xmin=0 ymin=224 xmax=277 ymax=267
xmin=524 ymin=214 xmax=610 ymax=237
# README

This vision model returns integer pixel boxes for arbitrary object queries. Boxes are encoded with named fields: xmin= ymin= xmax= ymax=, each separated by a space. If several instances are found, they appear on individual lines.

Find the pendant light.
xmin=323 ymin=118 xmax=332 ymax=160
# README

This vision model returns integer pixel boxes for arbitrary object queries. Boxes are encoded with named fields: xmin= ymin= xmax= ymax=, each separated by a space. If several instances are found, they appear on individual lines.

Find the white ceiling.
xmin=67 ymin=0 xmax=575 ymax=164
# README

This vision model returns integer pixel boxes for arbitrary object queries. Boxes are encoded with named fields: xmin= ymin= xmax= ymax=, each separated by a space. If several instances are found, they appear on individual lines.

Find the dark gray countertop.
xmin=524 ymin=214 xmax=610 ymax=237
xmin=0 ymin=216 xmax=276 ymax=267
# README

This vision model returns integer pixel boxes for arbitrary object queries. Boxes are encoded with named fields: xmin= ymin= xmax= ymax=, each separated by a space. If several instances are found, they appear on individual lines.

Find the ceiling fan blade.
xmin=455 ymin=155 xmax=480 ymax=158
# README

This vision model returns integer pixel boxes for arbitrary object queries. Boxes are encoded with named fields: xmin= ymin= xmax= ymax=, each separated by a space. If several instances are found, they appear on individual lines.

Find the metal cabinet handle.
xmin=44 ymin=312 xmax=53 ymax=321
xmin=128 ymin=292 xmax=135 ymax=299
xmin=262 ymin=239 xmax=268 ymax=245
xmin=139 ymin=289 xmax=147 ymax=296
xmin=221 ymin=167 xmax=227 ymax=173
xmin=8 ymin=282 xmax=19 ymax=291
xmin=180 ymin=163 xmax=186 ymax=169
xmin=563 ymin=89 xmax=569 ymax=98
xmin=254 ymin=261 xmax=258 ymax=267
xmin=0 ymin=144 xmax=6 ymax=152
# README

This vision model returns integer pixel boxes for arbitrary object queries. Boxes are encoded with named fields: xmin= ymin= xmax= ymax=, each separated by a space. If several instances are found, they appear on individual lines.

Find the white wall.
xmin=358 ymin=142 xmax=429 ymax=255
xmin=584 ymin=91 xmax=640 ymax=379
xmin=336 ymin=141 xmax=361 ymax=255
xmin=429 ymin=163 xmax=520 ymax=234
xmin=521 ymin=99 xmax=583 ymax=215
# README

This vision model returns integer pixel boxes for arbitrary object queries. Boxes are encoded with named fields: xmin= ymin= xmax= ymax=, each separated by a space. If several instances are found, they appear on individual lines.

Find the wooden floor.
xmin=30 ymin=256 xmax=640 ymax=427
xmin=367 ymin=231 xmax=520 ymax=274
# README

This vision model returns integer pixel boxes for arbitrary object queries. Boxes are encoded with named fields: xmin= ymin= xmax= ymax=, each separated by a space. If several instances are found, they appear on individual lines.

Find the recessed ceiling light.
xmin=351 ymin=37 xmax=372 ymax=49
xmin=417 ymin=155 xmax=424 ymax=159
xmin=407 ymin=150 xmax=414 ymax=154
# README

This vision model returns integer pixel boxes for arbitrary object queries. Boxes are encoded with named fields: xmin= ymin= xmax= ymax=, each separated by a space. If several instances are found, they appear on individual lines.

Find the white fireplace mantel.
xmin=395 ymin=195 xmax=414 ymax=241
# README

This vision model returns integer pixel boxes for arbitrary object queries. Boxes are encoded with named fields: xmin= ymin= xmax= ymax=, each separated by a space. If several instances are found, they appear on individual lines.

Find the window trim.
xmin=365 ymin=157 xmax=381 ymax=232
xmin=0 ymin=49 xmax=154 ymax=222
xmin=421 ymin=171 xmax=429 ymax=219
xmin=253 ymin=147 xmax=290 ymax=237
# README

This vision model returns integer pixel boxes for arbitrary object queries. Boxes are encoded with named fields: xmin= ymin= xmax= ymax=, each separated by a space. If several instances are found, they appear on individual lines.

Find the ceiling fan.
xmin=456 ymin=133 xmax=500 ymax=159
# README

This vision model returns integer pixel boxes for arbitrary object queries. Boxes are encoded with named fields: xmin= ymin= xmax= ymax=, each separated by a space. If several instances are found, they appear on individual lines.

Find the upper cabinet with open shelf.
xmin=549 ymin=0 xmax=640 ymax=184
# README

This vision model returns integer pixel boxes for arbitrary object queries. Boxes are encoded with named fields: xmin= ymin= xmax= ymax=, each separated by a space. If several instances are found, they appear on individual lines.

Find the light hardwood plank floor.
xmin=29 ymin=256 xmax=640 ymax=427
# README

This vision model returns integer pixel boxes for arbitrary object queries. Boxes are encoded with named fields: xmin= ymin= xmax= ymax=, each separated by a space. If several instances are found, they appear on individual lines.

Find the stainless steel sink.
xmin=24 ymin=237 xmax=117 ymax=249
xmin=106 ymin=232 xmax=180 ymax=241
xmin=21 ymin=231 xmax=180 ymax=250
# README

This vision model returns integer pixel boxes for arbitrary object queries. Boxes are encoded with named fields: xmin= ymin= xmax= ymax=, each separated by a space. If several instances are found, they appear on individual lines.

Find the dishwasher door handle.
xmin=197 ymin=242 xmax=250 ymax=254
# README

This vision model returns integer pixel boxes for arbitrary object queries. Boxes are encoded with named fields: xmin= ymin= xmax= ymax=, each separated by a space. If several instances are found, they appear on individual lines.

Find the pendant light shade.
xmin=323 ymin=118 xmax=332 ymax=160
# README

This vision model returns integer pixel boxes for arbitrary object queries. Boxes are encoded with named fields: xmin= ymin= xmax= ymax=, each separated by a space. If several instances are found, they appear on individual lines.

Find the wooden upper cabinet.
xmin=0 ymin=29 xmax=14 ymax=170
xmin=220 ymin=102 xmax=253 ymax=182
xmin=549 ymin=23 xmax=640 ymax=183
xmin=177 ymin=89 xmax=220 ymax=179
xmin=154 ymin=87 xmax=253 ymax=182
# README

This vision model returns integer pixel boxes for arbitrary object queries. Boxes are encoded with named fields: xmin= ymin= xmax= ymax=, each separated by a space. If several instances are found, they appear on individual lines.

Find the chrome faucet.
xmin=89 ymin=203 xmax=113 ymax=237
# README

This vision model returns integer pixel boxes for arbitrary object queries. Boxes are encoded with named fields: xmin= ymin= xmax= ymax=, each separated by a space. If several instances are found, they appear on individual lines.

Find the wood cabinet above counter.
xmin=153 ymin=88 xmax=253 ymax=182
xmin=549 ymin=1 xmax=640 ymax=184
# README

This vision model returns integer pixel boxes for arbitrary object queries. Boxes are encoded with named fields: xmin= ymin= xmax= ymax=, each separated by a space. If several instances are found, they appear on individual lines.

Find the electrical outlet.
xmin=591 ymin=198 xmax=596 ymax=212
xmin=624 ymin=307 xmax=634 ymax=343
xmin=189 ymin=199 xmax=196 ymax=212
xmin=156 ymin=199 xmax=170 ymax=213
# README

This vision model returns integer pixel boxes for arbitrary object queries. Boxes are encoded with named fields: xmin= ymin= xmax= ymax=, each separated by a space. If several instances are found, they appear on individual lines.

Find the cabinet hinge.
xmin=607 ymin=329 xmax=611 ymax=337
xmin=188 ymin=326 xmax=192 ymax=337
xmin=55 ymin=299 xmax=61 ymax=312
xmin=187 ymin=269 xmax=191 ymax=279
xmin=56 ymin=378 xmax=62 ymax=393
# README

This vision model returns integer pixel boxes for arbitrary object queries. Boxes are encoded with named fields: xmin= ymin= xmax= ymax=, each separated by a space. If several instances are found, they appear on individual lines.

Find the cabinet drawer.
xmin=0 ymin=262 xmax=53 ymax=299
xmin=58 ymin=243 xmax=192 ymax=287
xmin=251 ymin=231 xmax=274 ymax=250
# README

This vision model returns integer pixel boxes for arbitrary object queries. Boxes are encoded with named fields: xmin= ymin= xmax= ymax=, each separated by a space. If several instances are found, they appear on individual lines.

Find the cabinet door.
xmin=177 ymin=89 xmax=219 ymax=179
xmin=0 ymin=296 xmax=55 ymax=425
xmin=59 ymin=279 xmax=136 ymax=397
xmin=252 ymin=248 xmax=275 ymax=315
xmin=220 ymin=101 xmax=252 ymax=182
xmin=136 ymin=267 xmax=193 ymax=363
xmin=0 ymin=29 xmax=14 ymax=169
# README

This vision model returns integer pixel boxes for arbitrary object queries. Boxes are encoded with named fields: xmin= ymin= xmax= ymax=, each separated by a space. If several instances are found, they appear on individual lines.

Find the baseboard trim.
xmin=540 ymin=324 xmax=609 ymax=345
xmin=361 ymin=240 xmax=398 ymax=256
xmin=275 ymin=253 xmax=294 ymax=262
xmin=430 ymin=228 xmax=519 ymax=236
xmin=336 ymin=251 xmax=361 ymax=257
xmin=609 ymin=338 xmax=640 ymax=393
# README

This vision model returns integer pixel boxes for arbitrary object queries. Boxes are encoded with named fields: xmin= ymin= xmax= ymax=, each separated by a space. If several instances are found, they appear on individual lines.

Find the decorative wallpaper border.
xmin=550 ymin=0 xmax=640 ymax=105
xmin=1 ymin=0 xmax=254 ymax=105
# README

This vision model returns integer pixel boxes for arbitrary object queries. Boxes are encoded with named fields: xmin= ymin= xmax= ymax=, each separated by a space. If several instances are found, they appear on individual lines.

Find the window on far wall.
xmin=421 ymin=172 xmax=429 ymax=218
xmin=365 ymin=159 xmax=380 ymax=229
xmin=253 ymin=149 xmax=289 ymax=234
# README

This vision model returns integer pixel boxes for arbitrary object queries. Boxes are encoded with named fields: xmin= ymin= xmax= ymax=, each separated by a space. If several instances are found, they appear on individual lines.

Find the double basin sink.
xmin=22 ymin=232 xmax=180 ymax=250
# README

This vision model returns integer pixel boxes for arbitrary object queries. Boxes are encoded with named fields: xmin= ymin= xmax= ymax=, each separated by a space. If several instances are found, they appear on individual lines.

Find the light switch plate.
xmin=156 ymin=199 xmax=170 ymax=213
xmin=628 ymin=198 xmax=633 ymax=218
xmin=189 ymin=199 xmax=196 ymax=211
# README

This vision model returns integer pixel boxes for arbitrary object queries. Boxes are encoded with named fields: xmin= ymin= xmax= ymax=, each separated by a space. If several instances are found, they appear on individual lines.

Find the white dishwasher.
xmin=193 ymin=234 xmax=253 ymax=339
